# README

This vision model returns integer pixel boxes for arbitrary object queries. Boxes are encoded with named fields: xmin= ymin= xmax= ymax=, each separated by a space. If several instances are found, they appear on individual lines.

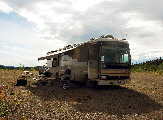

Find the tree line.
xmin=132 ymin=57 xmax=163 ymax=74
xmin=0 ymin=65 xmax=42 ymax=71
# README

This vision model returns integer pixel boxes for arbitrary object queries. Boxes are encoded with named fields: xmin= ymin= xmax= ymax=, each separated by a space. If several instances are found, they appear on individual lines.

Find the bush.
xmin=132 ymin=58 xmax=163 ymax=75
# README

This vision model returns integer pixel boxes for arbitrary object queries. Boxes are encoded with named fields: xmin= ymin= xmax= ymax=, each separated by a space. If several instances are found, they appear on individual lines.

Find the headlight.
xmin=129 ymin=75 xmax=132 ymax=79
xmin=100 ymin=76 xmax=107 ymax=80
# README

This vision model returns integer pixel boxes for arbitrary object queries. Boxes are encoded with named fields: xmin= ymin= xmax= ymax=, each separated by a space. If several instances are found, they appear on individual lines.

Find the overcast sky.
xmin=0 ymin=0 xmax=163 ymax=67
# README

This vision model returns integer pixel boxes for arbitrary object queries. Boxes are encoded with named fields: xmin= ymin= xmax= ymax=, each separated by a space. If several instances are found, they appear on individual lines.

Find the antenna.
xmin=120 ymin=30 xmax=124 ymax=38
xmin=120 ymin=30 xmax=127 ymax=39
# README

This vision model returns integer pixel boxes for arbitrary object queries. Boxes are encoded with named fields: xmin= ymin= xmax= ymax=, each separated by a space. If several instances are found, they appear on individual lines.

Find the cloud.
xmin=130 ymin=43 xmax=163 ymax=63
xmin=1 ymin=0 xmax=163 ymax=66
xmin=2 ymin=45 xmax=32 ymax=53
xmin=0 ymin=1 xmax=13 ymax=13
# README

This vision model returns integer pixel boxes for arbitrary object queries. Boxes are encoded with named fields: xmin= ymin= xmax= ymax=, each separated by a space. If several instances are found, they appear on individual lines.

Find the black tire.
xmin=84 ymin=74 xmax=88 ymax=82
xmin=84 ymin=74 xmax=90 ymax=86
xmin=65 ymin=69 xmax=71 ymax=75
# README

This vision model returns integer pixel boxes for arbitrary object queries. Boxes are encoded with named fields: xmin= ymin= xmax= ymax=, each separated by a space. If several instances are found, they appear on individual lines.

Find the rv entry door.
xmin=88 ymin=47 xmax=99 ymax=79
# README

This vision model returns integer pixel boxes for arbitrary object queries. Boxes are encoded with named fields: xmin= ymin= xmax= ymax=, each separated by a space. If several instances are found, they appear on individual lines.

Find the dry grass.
xmin=0 ymin=70 xmax=163 ymax=119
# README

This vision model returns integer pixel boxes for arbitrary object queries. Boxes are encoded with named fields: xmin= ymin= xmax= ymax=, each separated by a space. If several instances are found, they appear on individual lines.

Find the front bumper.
xmin=97 ymin=79 xmax=131 ymax=85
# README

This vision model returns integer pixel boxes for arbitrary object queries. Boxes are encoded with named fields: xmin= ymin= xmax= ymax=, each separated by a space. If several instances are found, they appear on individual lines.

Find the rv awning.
xmin=38 ymin=54 xmax=58 ymax=61
xmin=38 ymin=56 xmax=50 ymax=61
xmin=38 ymin=42 xmax=85 ymax=61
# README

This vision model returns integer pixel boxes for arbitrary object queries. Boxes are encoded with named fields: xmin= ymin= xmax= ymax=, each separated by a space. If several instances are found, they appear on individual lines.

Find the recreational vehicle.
xmin=38 ymin=35 xmax=131 ymax=89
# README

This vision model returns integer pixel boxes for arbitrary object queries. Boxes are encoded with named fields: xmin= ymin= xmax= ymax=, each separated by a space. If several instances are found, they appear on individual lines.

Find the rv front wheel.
xmin=84 ymin=74 xmax=91 ymax=86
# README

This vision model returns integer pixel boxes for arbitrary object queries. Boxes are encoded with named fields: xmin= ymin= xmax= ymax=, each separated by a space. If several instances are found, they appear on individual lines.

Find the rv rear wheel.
xmin=84 ymin=74 xmax=91 ymax=86
xmin=65 ymin=69 xmax=71 ymax=75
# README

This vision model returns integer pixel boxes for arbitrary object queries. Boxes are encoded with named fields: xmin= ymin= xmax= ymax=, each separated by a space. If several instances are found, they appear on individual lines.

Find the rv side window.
xmin=121 ymin=53 xmax=129 ymax=63
xmin=89 ymin=48 xmax=98 ymax=60
xmin=52 ymin=58 xmax=58 ymax=67
xmin=47 ymin=58 xmax=52 ymax=67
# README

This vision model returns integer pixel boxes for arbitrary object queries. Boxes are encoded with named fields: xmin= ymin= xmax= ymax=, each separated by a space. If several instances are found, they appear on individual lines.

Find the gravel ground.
xmin=1 ymin=70 xmax=163 ymax=120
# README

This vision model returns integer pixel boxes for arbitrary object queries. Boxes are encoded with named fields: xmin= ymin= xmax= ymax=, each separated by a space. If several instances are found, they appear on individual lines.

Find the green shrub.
xmin=132 ymin=58 xmax=163 ymax=74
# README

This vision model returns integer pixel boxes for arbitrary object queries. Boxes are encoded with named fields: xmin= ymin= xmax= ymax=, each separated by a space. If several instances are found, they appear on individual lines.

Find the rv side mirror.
xmin=101 ymin=56 xmax=104 ymax=61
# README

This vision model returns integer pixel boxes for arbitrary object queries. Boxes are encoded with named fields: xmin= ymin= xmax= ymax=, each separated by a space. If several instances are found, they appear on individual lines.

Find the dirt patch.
xmin=1 ymin=70 xmax=163 ymax=119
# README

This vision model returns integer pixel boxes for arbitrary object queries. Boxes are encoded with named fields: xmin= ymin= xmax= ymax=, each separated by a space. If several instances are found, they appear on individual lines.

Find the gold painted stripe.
xmin=101 ymin=74 xmax=130 ymax=76
xmin=101 ymin=71 xmax=130 ymax=74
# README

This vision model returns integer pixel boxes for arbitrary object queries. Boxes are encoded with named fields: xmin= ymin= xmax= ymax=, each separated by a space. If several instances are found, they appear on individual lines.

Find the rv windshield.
xmin=101 ymin=46 xmax=130 ymax=64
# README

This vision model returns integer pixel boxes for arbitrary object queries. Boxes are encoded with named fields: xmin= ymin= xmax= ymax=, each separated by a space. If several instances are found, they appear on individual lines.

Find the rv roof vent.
xmin=100 ymin=35 xmax=114 ymax=39
xmin=105 ymin=35 xmax=114 ymax=39
xmin=90 ymin=38 xmax=95 ymax=40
